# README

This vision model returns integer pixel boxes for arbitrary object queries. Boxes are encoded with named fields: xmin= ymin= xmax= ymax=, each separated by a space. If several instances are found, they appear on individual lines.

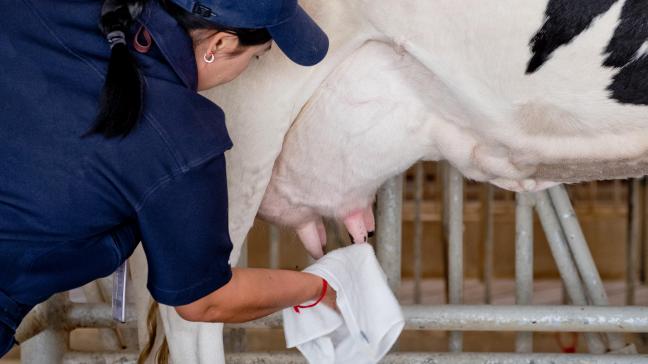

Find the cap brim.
xmin=266 ymin=6 xmax=329 ymax=66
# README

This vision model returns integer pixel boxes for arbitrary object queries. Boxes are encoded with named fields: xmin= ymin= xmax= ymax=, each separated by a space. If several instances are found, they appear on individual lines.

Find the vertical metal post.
xmin=121 ymin=272 xmax=140 ymax=351
xmin=534 ymin=191 xmax=607 ymax=354
xmin=20 ymin=293 xmax=68 ymax=364
xmin=515 ymin=192 xmax=534 ymax=353
xmin=100 ymin=274 xmax=137 ymax=350
xmin=642 ymin=177 xmax=648 ymax=284
xmin=627 ymin=179 xmax=641 ymax=305
xmin=447 ymin=165 xmax=464 ymax=352
xmin=239 ymin=238 xmax=248 ymax=268
xmin=376 ymin=174 xmax=404 ymax=293
xmin=269 ymin=224 xmax=280 ymax=269
xmin=442 ymin=163 xmax=450 ymax=234
xmin=440 ymin=162 xmax=450 ymax=304
xmin=413 ymin=162 xmax=424 ymax=304
xmin=483 ymin=184 xmax=495 ymax=304
xmin=549 ymin=185 xmax=626 ymax=350
xmin=225 ymin=239 xmax=248 ymax=352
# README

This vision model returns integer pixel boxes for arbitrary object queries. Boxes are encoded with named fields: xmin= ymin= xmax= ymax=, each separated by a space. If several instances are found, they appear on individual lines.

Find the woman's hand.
xmin=321 ymin=284 xmax=338 ymax=313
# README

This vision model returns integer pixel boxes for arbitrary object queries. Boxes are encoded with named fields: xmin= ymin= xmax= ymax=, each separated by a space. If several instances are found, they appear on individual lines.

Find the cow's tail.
xmin=137 ymin=300 xmax=170 ymax=364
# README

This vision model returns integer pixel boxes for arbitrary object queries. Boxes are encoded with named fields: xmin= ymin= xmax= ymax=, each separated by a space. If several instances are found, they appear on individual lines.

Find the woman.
xmin=0 ymin=0 xmax=333 ymax=357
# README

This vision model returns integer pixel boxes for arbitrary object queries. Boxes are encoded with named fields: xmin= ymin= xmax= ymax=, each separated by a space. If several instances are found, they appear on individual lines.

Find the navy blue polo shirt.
xmin=0 ymin=0 xmax=235 ymax=354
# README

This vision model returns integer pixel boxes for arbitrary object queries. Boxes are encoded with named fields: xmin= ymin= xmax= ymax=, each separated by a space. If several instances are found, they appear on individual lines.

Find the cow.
xmin=133 ymin=0 xmax=648 ymax=362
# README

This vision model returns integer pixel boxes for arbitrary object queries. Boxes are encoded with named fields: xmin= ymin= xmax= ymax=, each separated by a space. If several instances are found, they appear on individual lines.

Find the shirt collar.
xmin=138 ymin=1 xmax=198 ymax=90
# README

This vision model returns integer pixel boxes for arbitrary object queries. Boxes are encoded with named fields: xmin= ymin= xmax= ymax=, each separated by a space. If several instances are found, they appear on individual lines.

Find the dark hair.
xmin=88 ymin=0 xmax=272 ymax=139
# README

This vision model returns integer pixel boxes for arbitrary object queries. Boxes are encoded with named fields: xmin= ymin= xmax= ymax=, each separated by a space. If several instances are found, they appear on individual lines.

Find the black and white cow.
xmin=136 ymin=1 xmax=648 ymax=362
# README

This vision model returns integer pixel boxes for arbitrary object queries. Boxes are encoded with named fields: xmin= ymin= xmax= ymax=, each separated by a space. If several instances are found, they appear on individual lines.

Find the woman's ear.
xmin=205 ymin=32 xmax=240 ymax=57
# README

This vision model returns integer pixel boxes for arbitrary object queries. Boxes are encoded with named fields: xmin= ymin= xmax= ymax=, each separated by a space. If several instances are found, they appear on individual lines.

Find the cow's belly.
xmin=370 ymin=0 xmax=648 ymax=184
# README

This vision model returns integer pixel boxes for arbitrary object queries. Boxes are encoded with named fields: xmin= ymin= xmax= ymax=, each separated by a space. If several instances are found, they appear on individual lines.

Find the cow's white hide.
xmin=140 ymin=0 xmax=648 ymax=362
xmin=259 ymin=41 xmax=440 ymax=227
xmin=207 ymin=0 xmax=375 ymax=264
xmin=149 ymin=2 xmax=378 ymax=363
xmin=355 ymin=0 xmax=648 ymax=186
xmin=261 ymin=0 xmax=648 ymax=233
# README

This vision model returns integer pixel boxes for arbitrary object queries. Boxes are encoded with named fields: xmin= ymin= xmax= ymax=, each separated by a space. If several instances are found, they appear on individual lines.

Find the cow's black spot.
xmin=526 ymin=0 xmax=618 ymax=74
xmin=605 ymin=0 xmax=648 ymax=105
xmin=609 ymin=55 xmax=648 ymax=105
xmin=603 ymin=0 xmax=648 ymax=67
xmin=527 ymin=0 xmax=648 ymax=106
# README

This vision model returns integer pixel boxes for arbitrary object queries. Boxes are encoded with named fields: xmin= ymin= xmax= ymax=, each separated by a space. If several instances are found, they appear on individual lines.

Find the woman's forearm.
xmin=175 ymin=268 xmax=329 ymax=323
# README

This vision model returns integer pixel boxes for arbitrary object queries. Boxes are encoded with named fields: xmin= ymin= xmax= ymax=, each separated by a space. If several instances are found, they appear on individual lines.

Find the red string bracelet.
xmin=293 ymin=278 xmax=328 ymax=313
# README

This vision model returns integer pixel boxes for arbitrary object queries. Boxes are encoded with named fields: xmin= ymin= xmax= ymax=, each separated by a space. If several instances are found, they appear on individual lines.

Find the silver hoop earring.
xmin=203 ymin=52 xmax=215 ymax=63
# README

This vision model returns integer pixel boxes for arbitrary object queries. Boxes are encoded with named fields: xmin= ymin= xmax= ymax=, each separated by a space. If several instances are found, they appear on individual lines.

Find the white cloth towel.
xmin=283 ymin=243 xmax=404 ymax=364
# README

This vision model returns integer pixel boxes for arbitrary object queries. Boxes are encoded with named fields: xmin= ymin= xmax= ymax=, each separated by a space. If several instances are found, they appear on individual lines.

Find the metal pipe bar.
xmin=440 ymin=162 xmax=450 ymax=304
xmin=239 ymin=238 xmax=248 ymax=268
xmin=441 ymin=162 xmax=450 ymax=234
xmin=447 ymin=165 xmax=464 ymax=352
xmin=376 ymin=174 xmax=404 ymax=293
xmin=404 ymin=305 xmax=648 ymax=332
xmin=62 ymin=350 xmax=138 ymax=364
xmin=534 ymin=191 xmax=607 ymax=353
xmin=95 ymin=276 xmax=138 ymax=350
xmin=548 ymin=186 xmax=609 ymax=305
xmin=548 ymin=185 xmax=627 ymax=351
xmin=627 ymin=179 xmax=641 ymax=305
xmin=534 ymin=192 xmax=586 ymax=304
xmin=229 ymin=305 xmax=648 ymax=333
xmin=99 ymin=273 xmax=137 ymax=350
xmin=482 ymin=184 xmax=495 ymax=304
xmin=413 ymin=162 xmax=424 ymax=304
xmin=122 ymin=267 xmax=139 ymax=350
xmin=269 ymin=224 xmax=280 ymax=269
xmin=641 ymin=176 xmax=648 ymax=283
xmin=642 ymin=176 xmax=648 ymax=284
xmin=66 ymin=303 xmax=137 ymax=328
xmin=225 ymin=352 xmax=648 ymax=364
xmin=515 ymin=192 xmax=534 ymax=353
xmin=228 ymin=240 xmax=249 ymax=352
xmin=226 ymin=353 xmax=303 ymax=364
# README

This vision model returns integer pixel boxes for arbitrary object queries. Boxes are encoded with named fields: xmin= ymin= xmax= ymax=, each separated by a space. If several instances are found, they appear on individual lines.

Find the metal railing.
xmin=14 ymin=163 xmax=647 ymax=363
xmin=226 ymin=163 xmax=644 ymax=362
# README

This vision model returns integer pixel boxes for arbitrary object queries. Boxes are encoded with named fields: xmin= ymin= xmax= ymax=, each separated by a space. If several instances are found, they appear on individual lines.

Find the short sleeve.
xmin=136 ymin=154 xmax=233 ymax=306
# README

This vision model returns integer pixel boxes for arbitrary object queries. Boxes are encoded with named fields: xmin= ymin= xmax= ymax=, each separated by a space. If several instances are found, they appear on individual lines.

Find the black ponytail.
xmin=87 ymin=0 xmax=146 ymax=139
xmin=88 ymin=0 xmax=270 ymax=139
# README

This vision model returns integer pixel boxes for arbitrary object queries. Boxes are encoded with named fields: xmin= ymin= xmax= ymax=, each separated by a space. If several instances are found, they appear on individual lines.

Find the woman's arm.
xmin=174 ymin=268 xmax=335 ymax=323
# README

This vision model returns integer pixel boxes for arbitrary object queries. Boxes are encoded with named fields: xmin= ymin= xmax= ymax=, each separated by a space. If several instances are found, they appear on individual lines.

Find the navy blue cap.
xmin=170 ymin=0 xmax=329 ymax=66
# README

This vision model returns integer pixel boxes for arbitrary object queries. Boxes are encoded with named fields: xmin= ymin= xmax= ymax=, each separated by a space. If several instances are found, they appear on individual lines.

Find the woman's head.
xmin=90 ymin=0 xmax=328 ymax=139
xmin=161 ymin=0 xmax=273 ymax=90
